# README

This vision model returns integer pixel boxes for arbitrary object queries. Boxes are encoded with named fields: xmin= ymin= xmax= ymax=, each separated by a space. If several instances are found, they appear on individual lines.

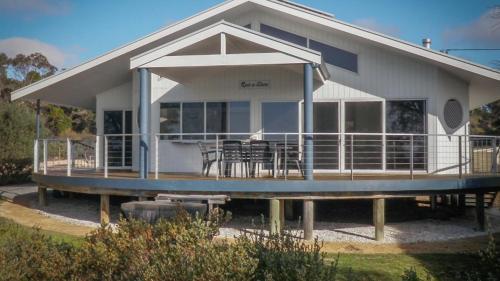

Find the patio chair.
xmin=222 ymin=140 xmax=245 ymax=177
xmin=278 ymin=142 xmax=303 ymax=177
xmin=249 ymin=140 xmax=273 ymax=177
xmin=197 ymin=142 xmax=220 ymax=177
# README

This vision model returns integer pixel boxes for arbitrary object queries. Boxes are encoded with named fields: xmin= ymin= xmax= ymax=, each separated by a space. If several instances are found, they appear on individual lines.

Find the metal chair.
xmin=222 ymin=140 xmax=244 ymax=177
xmin=197 ymin=141 xmax=220 ymax=177
xmin=249 ymin=140 xmax=273 ymax=177
xmin=278 ymin=142 xmax=303 ymax=177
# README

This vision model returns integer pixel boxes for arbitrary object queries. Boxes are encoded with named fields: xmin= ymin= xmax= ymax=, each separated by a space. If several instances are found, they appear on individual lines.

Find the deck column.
xmin=475 ymin=192 xmax=485 ymax=231
xmin=269 ymin=199 xmax=281 ymax=234
xmin=100 ymin=194 xmax=110 ymax=225
xmin=373 ymin=198 xmax=385 ymax=241
xmin=38 ymin=186 xmax=47 ymax=206
xmin=34 ymin=99 xmax=41 ymax=173
xmin=303 ymin=63 xmax=314 ymax=181
xmin=139 ymin=68 xmax=151 ymax=179
xmin=303 ymin=199 xmax=314 ymax=240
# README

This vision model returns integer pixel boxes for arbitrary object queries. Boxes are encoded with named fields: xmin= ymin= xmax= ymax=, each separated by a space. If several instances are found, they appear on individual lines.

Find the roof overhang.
xmin=10 ymin=0 xmax=500 ymax=109
xmin=130 ymin=21 xmax=329 ymax=83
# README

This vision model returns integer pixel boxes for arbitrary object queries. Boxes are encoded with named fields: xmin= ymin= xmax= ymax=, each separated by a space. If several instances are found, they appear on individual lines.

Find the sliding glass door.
xmin=104 ymin=110 xmax=132 ymax=167
xmin=386 ymin=100 xmax=427 ymax=170
xmin=313 ymin=102 xmax=339 ymax=169
xmin=344 ymin=101 xmax=383 ymax=170
xmin=262 ymin=102 xmax=298 ymax=140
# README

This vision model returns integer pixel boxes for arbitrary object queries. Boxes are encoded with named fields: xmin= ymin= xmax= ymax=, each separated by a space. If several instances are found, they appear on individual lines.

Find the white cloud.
xmin=0 ymin=37 xmax=78 ymax=68
xmin=443 ymin=7 xmax=500 ymax=46
xmin=0 ymin=0 xmax=70 ymax=16
xmin=352 ymin=18 xmax=401 ymax=37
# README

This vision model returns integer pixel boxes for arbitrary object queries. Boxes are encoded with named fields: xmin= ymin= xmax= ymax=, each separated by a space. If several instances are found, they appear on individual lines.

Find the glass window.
xmin=313 ymin=102 xmax=339 ymax=170
xmin=386 ymin=100 xmax=427 ymax=170
xmin=229 ymin=101 xmax=251 ymax=139
xmin=182 ymin=102 xmax=204 ymax=140
xmin=262 ymin=102 xmax=298 ymax=140
xmin=206 ymin=102 xmax=227 ymax=138
xmin=260 ymin=24 xmax=307 ymax=47
xmin=160 ymin=103 xmax=181 ymax=140
xmin=345 ymin=102 xmax=383 ymax=170
xmin=309 ymin=40 xmax=358 ymax=73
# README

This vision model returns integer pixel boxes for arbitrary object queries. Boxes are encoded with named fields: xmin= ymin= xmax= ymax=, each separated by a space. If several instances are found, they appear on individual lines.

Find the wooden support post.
xmin=279 ymin=199 xmax=285 ymax=230
xmin=285 ymin=200 xmax=294 ymax=219
xmin=38 ymin=186 xmax=47 ymax=206
xmin=373 ymin=198 xmax=385 ymax=241
xmin=458 ymin=194 xmax=466 ymax=215
xmin=430 ymin=195 xmax=437 ymax=211
xmin=269 ymin=199 xmax=281 ymax=234
xmin=475 ymin=192 xmax=485 ymax=232
xmin=303 ymin=199 xmax=314 ymax=240
xmin=100 ymin=194 xmax=110 ymax=225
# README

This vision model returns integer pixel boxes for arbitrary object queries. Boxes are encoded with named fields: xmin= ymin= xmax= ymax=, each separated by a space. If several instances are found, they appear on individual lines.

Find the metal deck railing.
xmin=33 ymin=132 xmax=500 ymax=180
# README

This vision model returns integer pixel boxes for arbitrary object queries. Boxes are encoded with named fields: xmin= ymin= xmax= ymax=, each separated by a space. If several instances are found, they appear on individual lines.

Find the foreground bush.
xmin=0 ymin=212 xmax=338 ymax=281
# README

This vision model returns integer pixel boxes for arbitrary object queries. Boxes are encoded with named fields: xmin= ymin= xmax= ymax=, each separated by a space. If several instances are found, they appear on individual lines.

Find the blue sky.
xmin=0 ymin=0 xmax=499 ymax=69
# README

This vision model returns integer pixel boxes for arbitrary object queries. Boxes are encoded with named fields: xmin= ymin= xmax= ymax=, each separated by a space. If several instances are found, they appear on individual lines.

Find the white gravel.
xmin=16 ymin=191 xmax=500 ymax=244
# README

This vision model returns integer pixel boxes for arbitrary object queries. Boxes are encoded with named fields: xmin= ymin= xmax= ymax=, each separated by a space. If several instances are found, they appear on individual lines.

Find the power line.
xmin=441 ymin=48 xmax=500 ymax=54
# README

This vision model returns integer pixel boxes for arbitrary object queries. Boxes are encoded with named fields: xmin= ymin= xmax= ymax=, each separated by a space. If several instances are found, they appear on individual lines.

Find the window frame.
xmin=159 ymin=101 xmax=251 ymax=141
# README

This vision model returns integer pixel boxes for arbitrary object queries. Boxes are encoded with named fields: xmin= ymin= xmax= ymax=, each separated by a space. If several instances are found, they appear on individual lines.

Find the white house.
xmin=12 ymin=0 xmax=500 ymax=239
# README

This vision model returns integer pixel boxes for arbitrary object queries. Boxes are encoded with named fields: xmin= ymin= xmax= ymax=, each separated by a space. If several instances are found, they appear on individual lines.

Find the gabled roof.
xmin=11 ymin=0 xmax=500 ymax=109
xmin=130 ymin=21 xmax=329 ymax=82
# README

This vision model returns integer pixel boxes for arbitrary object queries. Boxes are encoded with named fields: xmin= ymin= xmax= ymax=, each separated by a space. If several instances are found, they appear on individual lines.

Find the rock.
xmin=121 ymin=201 xmax=207 ymax=223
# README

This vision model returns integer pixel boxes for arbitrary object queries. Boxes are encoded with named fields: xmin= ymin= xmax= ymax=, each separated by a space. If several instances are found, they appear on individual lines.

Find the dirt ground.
xmin=0 ymin=199 xmax=496 ymax=254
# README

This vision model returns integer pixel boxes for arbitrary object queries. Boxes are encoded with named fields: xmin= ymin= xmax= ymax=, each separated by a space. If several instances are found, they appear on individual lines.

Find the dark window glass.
xmin=229 ymin=102 xmax=251 ymax=139
xmin=313 ymin=102 xmax=339 ymax=169
xmin=206 ymin=102 xmax=227 ymax=139
xmin=309 ymin=40 xmax=358 ymax=73
xmin=160 ymin=103 xmax=181 ymax=140
xmin=182 ymin=103 xmax=204 ymax=140
xmin=345 ymin=102 xmax=383 ymax=170
xmin=386 ymin=100 xmax=427 ymax=170
xmin=260 ymin=24 xmax=307 ymax=47
xmin=262 ymin=102 xmax=298 ymax=141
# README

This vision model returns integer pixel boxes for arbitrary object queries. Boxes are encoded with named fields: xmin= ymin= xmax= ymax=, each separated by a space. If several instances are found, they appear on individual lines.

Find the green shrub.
xmin=0 ymin=158 xmax=32 ymax=185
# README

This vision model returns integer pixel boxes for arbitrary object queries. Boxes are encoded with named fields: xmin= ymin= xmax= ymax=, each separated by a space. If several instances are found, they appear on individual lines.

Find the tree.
xmin=45 ymin=104 xmax=72 ymax=135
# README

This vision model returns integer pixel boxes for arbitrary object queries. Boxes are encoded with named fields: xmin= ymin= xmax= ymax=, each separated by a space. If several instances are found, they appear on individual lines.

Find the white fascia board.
xmin=252 ymin=0 xmax=500 ymax=82
xmin=131 ymin=21 xmax=322 ymax=68
xmin=142 ymin=53 xmax=307 ymax=68
xmin=11 ymin=0 xmax=248 ymax=101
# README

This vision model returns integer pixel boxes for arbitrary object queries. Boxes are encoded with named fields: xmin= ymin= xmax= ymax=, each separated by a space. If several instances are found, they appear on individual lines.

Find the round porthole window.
xmin=443 ymin=99 xmax=463 ymax=130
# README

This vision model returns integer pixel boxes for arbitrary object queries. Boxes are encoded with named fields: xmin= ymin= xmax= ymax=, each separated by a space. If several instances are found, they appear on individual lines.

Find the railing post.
xmin=216 ymin=134 xmax=219 ymax=180
xmin=458 ymin=136 xmax=463 ymax=178
xmin=155 ymin=135 xmax=159 ymax=180
xmin=104 ymin=136 xmax=108 ymax=178
xmin=66 ymin=138 xmax=72 ymax=176
xmin=491 ymin=137 xmax=497 ymax=174
xmin=43 ymin=139 xmax=48 ymax=175
xmin=34 ymin=139 xmax=39 ymax=173
xmin=350 ymin=134 xmax=354 ymax=180
xmin=410 ymin=135 xmax=414 ymax=180
xmin=284 ymin=134 xmax=288 ymax=181
xmin=95 ymin=135 xmax=101 ymax=170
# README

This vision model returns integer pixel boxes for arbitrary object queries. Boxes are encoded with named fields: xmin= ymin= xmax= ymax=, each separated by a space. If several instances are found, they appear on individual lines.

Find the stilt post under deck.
xmin=373 ymin=198 xmax=385 ymax=241
xmin=38 ymin=186 xmax=47 ymax=206
xmin=100 ymin=194 xmax=110 ymax=225
xmin=139 ymin=68 xmax=151 ymax=179
xmin=269 ymin=199 xmax=281 ymax=234
xmin=476 ymin=192 xmax=485 ymax=231
xmin=303 ymin=199 xmax=314 ymax=240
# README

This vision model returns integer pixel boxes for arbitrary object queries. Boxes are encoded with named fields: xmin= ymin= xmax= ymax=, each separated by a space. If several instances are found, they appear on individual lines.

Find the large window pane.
xmin=386 ymin=100 xmax=427 ymax=170
xmin=182 ymin=102 xmax=204 ymax=140
xmin=160 ymin=103 xmax=180 ymax=140
xmin=313 ymin=102 xmax=339 ymax=169
xmin=345 ymin=102 xmax=383 ymax=170
xmin=309 ymin=40 xmax=358 ymax=73
xmin=262 ymin=102 xmax=298 ymax=141
xmin=260 ymin=24 xmax=307 ymax=47
xmin=229 ymin=102 xmax=250 ymax=139
xmin=206 ymin=102 xmax=227 ymax=139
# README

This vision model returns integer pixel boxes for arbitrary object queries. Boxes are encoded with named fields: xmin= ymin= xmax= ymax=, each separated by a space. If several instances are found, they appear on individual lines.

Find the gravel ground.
xmin=11 ymin=190 xmax=500 ymax=244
